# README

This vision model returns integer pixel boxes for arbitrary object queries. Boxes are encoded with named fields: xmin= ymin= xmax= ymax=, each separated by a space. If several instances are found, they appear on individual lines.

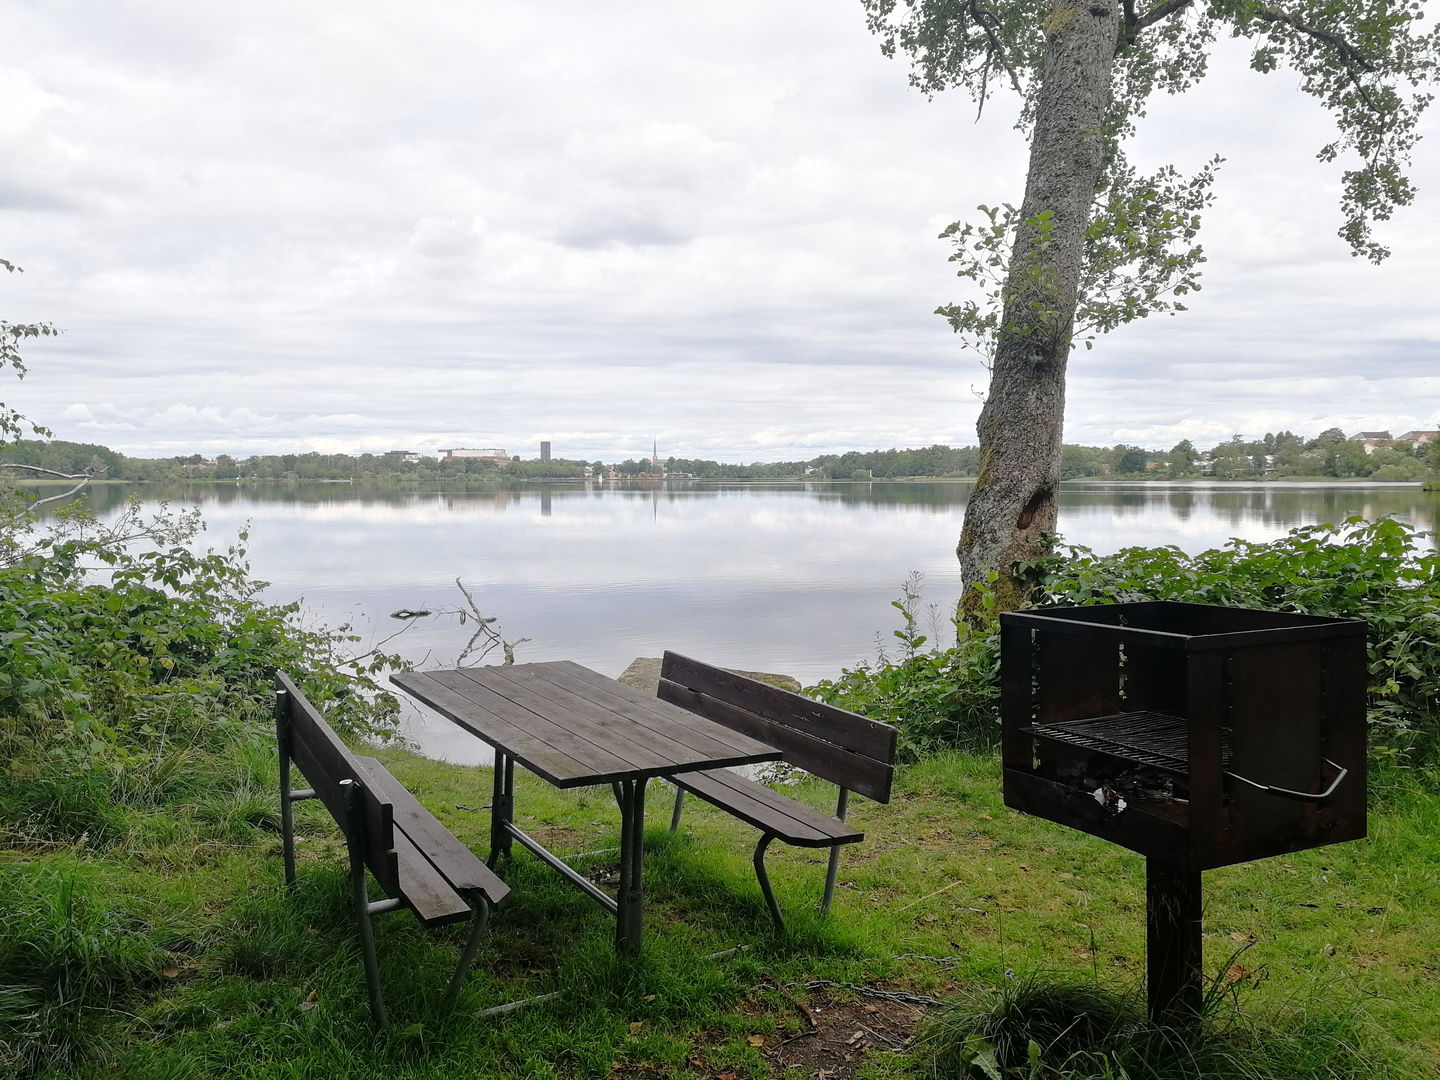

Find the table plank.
xmin=392 ymin=669 xmax=629 ymax=785
xmin=454 ymin=666 xmax=718 ymax=775
xmin=392 ymin=662 xmax=782 ymax=787
xmin=537 ymin=661 xmax=782 ymax=760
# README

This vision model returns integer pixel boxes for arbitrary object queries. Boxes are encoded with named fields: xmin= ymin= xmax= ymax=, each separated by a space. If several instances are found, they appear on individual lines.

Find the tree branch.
xmin=1135 ymin=0 xmax=1194 ymax=32
xmin=968 ymin=0 xmax=1024 ymax=98
xmin=1 ymin=462 xmax=103 ymax=513
xmin=2 ymin=463 xmax=102 ymax=480
xmin=1254 ymin=5 xmax=1377 ymax=73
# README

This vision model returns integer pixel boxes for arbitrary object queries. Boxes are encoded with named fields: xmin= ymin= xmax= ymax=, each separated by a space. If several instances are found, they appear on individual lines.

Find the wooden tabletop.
xmin=391 ymin=661 xmax=783 ymax=788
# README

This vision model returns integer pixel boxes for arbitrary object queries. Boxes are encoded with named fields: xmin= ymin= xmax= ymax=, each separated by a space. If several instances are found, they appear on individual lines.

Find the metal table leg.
xmin=613 ymin=778 xmax=648 ymax=954
xmin=489 ymin=752 xmax=515 ymax=865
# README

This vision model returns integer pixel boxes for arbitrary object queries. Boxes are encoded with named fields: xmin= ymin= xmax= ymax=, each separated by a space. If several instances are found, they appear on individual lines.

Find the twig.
xmin=1253 ymin=4 xmax=1376 ymax=73
xmin=387 ymin=580 xmax=527 ymax=667
xmin=22 ymin=479 xmax=93 ymax=511
xmin=856 ymin=1022 xmax=903 ymax=1047
xmin=759 ymin=977 xmax=819 ymax=1046
xmin=1 ymin=462 xmax=101 ymax=479
xmin=796 ymin=980 xmax=948 ymax=1008
xmin=895 ymin=877 xmax=967 ymax=912
xmin=477 ymin=990 xmax=563 ymax=1016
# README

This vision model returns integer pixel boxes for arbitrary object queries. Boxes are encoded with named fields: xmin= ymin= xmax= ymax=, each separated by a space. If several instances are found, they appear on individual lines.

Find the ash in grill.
xmin=999 ymin=601 xmax=1369 ymax=1019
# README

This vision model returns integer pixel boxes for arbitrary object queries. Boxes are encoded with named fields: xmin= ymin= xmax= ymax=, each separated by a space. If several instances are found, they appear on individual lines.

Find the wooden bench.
xmin=273 ymin=670 xmax=510 ymax=1026
xmin=658 ymin=652 xmax=897 ymax=929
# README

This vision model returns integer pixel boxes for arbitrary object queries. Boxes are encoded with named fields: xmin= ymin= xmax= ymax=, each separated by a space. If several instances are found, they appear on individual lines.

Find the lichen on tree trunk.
xmin=958 ymin=0 xmax=1119 ymax=619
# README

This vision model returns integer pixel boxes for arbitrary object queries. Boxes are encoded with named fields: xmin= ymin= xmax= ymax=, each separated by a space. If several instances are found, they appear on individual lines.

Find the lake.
xmin=78 ymin=480 xmax=1439 ymax=761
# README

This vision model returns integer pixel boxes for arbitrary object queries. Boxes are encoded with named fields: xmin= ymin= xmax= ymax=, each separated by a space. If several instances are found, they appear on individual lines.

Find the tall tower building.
xmin=540 ymin=441 xmax=551 ymax=461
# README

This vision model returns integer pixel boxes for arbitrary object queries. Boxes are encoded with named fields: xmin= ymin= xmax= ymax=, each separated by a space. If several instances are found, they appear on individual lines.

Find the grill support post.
xmin=1145 ymin=860 xmax=1203 ymax=1022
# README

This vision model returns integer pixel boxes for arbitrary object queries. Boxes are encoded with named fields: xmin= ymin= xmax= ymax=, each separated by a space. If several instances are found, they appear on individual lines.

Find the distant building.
xmin=540 ymin=441 xmax=551 ymax=461
xmin=382 ymin=450 xmax=422 ymax=463
xmin=1349 ymin=431 xmax=1394 ymax=455
xmin=439 ymin=447 xmax=509 ymax=462
xmin=1396 ymin=430 xmax=1439 ymax=446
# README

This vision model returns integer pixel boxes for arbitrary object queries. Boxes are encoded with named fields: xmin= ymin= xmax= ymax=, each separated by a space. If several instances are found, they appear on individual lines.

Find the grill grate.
xmin=1028 ymin=710 xmax=1232 ymax=774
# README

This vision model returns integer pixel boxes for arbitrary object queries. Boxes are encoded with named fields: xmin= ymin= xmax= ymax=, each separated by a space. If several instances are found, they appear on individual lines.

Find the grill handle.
xmin=1225 ymin=758 xmax=1347 ymax=803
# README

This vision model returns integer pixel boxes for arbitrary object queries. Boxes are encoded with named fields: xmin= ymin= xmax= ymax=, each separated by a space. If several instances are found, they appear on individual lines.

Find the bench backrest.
xmin=658 ymin=652 xmax=896 ymax=803
xmin=275 ymin=670 xmax=400 ymax=896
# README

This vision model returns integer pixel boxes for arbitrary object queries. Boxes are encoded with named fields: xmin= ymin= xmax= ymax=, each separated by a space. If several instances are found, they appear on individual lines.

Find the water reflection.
xmin=70 ymin=480 xmax=1439 ymax=762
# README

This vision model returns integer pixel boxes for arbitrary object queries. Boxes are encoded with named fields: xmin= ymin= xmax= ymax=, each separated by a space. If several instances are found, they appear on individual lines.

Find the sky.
xmin=3 ymin=0 xmax=1437 ymax=463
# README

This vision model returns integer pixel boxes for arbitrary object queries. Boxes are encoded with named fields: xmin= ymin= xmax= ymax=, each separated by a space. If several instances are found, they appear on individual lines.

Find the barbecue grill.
xmin=999 ymin=600 xmax=1368 ymax=1015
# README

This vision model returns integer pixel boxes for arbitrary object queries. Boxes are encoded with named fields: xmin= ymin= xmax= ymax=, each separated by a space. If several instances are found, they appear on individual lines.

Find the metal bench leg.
xmin=820 ymin=788 xmax=850 ymax=915
xmin=441 ymin=898 xmax=492 ymax=1011
xmin=669 ymin=787 xmax=685 ymax=833
xmin=343 ymin=780 xmax=389 ymax=1027
xmin=275 ymin=689 xmax=299 ymax=891
xmin=753 ymin=833 xmax=784 ymax=931
xmin=820 ymin=847 xmax=843 ymax=915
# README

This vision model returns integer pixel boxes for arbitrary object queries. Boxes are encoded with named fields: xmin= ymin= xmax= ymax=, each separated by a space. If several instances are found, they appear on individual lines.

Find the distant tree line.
xmin=0 ymin=443 xmax=593 ymax=482
xmin=2 ymin=430 xmax=1435 ymax=484
xmin=1101 ymin=428 xmax=1435 ymax=483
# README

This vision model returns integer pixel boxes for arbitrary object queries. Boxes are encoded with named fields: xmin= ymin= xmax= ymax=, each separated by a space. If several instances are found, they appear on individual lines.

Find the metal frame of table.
xmin=391 ymin=661 xmax=782 ymax=953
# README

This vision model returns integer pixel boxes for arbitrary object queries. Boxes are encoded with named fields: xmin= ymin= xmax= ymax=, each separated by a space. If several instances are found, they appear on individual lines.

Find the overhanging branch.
xmin=2 ymin=462 xmax=103 ymax=513
xmin=1135 ymin=0 xmax=1194 ymax=32
xmin=1254 ymin=5 xmax=1377 ymax=73
xmin=968 ymin=0 xmax=1024 ymax=99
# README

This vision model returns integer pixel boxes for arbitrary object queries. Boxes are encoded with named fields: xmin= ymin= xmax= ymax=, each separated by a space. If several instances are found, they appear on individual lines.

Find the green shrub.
xmin=810 ymin=573 xmax=1001 ymax=758
xmin=1036 ymin=516 xmax=1440 ymax=752
xmin=811 ymin=518 xmax=1440 ymax=761
xmin=0 ymin=506 xmax=403 ymax=843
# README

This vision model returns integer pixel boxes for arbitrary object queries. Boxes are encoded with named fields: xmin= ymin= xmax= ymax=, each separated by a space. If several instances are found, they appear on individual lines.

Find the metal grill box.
xmin=1000 ymin=601 xmax=1367 ymax=872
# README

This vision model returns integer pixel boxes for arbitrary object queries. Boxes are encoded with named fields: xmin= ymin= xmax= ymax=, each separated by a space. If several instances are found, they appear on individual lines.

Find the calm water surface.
xmin=81 ymin=480 xmax=1440 ymax=761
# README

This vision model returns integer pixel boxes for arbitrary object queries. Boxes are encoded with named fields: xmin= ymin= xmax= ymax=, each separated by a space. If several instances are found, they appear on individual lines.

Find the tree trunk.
xmin=958 ymin=0 xmax=1119 ymax=619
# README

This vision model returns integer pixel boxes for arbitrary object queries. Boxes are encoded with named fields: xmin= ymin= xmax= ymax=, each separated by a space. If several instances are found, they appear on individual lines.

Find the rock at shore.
xmin=617 ymin=657 xmax=802 ymax=696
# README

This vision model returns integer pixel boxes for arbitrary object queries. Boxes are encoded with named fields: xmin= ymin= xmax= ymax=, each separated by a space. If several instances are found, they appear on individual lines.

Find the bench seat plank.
xmin=673 ymin=768 xmax=864 ymax=848
xmin=356 ymin=757 xmax=510 ymax=907
xmin=391 ymin=828 xmax=474 ymax=926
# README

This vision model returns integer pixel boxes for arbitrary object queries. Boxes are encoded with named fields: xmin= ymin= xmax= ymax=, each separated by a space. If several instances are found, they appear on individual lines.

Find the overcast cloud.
xmin=3 ymin=0 xmax=1437 ymax=461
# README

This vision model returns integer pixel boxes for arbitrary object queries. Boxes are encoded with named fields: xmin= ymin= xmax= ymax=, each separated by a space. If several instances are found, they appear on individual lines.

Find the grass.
xmin=1 ymin=743 xmax=1437 ymax=1079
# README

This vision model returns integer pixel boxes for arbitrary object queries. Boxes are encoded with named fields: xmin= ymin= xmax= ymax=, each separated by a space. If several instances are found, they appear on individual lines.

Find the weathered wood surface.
xmin=672 ymin=767 xmax=864 ymax=847
xmin=392 ymin=662 xmax=782 ymax=788
xmin=278 ymin=673 xmax=507 ymax=924
xmin=658 ymin=653 xmax=895 ymax=803
xmin=355 ymin=756 xmax=510 ymax=907
xmin=279 ymin=670 xmax=400 ymax=896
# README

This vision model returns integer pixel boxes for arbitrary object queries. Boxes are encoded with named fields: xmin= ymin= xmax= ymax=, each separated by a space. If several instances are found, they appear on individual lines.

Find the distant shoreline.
xmin=9 ymin=475 xmax=1434 ymax=489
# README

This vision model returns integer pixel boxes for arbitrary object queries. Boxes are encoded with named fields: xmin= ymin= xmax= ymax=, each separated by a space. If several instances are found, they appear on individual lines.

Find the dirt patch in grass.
xmin=758 ymin=986 xmax=930 ymax=1079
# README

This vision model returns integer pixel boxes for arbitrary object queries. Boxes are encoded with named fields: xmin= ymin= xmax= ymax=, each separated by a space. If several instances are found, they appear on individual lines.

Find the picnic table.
xmin=391 ymin=660 xmax=782 ymax=953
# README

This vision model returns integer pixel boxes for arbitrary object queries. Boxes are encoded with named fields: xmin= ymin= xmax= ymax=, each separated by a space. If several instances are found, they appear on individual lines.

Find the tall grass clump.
xmin=916 ymin=972 xmax=1400 ymax=1079
xmin=0 ymin=861 xmax=166 ymax=1076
